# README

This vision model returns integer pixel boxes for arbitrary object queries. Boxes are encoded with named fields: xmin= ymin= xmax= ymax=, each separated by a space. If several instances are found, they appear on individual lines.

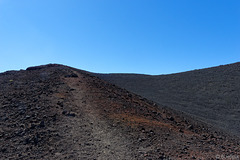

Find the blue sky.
xmin=0 ymin=0 xmax=239 ymax=74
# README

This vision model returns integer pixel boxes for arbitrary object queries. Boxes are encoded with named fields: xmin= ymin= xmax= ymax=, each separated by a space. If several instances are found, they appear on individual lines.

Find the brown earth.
xmin=0 ymin=64 xmax=239 ymax=159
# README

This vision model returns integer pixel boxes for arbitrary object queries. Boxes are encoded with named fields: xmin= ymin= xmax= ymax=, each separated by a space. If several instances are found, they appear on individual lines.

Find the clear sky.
xmin=0 ymin=0 xmax=239 ymax=75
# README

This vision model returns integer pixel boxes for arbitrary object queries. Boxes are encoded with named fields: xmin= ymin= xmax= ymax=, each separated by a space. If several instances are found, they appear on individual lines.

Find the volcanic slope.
xmin=0 ymin=64 xmax=239 ymax=159
xmin=96 ymin=62 xmax=240 ymax=137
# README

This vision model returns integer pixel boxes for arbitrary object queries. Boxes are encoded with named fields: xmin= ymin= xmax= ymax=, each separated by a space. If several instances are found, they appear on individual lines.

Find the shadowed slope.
xmin=0 ymin=64 xmax=239 ymax=159
xmin=96 ymin=62 xmax=240 ymax=137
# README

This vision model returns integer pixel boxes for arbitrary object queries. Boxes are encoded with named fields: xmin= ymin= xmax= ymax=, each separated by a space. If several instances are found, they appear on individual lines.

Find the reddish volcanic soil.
xmin=0 ymin=64 xmax=239 ymax=159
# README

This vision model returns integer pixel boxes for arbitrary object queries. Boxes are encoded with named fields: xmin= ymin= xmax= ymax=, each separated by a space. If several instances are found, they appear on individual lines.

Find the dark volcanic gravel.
xmin=96 ymin=62 xmax=240 ymax=138
xmin=0 ymin=64 xmax=239 ymax=159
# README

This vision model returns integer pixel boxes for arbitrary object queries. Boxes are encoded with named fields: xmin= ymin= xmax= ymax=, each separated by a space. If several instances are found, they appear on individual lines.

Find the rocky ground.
xmin=96 ymin=62 xmax=240 ymax=138
xmin=0 ymin=64 xmax=239 ymax=159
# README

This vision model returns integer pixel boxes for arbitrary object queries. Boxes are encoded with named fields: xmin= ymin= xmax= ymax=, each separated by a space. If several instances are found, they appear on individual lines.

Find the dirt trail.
xmin=62 ymin=71 xmax=135 ymax=160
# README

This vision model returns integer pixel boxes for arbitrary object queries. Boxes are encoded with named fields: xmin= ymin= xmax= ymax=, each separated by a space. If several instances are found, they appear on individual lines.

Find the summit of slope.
xmin=0 ymin=64 xmax=239 ymax=159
